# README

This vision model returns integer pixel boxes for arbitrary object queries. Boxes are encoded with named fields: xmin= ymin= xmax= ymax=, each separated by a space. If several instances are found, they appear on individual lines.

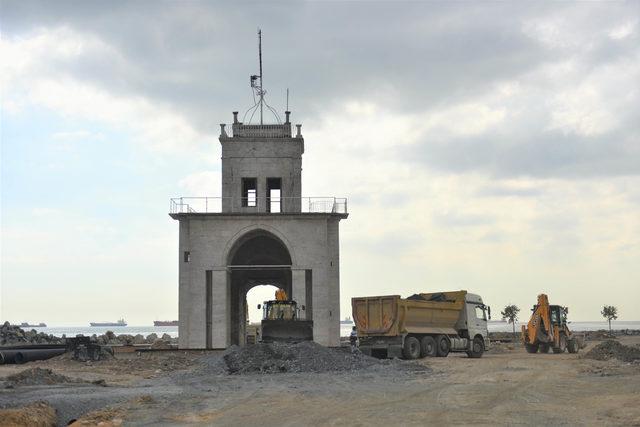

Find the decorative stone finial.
xmin=296 ymin=124 xmax=302 ymax=138
xmin=285 ymin=111 xmax=291 ymax=124
xmin=220 ymin=124 xmax=228 ymax=138
xmin=233 ymin=111 xmax=239 ymax=124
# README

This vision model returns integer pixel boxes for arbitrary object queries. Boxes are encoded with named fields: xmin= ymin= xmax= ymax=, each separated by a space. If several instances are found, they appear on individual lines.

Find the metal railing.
xmin=231 ymin=123 xmax=292 ymax=138
xmin=169 ymin=197 xmax=347 ymax=214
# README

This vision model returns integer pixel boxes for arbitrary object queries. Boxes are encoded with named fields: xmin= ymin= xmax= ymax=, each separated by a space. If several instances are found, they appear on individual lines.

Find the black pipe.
xmin=0 ymin=350 xmax=19 ymax=364
xmin=15 ymin=348 xmax=66 ymax=364
xmin=0 ymin=343 xmax=66 ymax=350
xmin=0 ymin=348 xmax=66 ymax=364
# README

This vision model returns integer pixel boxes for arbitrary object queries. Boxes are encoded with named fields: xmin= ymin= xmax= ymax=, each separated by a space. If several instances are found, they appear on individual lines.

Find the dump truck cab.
xmin=353 ymin=290 xmax=490 ymax=359
xmin=462 ymin=293 xmax=491 ymax=351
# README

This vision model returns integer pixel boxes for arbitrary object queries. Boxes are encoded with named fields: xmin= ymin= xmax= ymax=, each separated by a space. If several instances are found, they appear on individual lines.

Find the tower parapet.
xmin=220 ymin=110 xmax=301 ymax=139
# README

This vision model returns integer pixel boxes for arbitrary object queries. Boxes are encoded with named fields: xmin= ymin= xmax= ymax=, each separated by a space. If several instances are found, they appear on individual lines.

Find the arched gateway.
xmin=170 ymin=110 xmax=348 ymax=349
xmin=227 ymin=230 xmax=292 ymax=345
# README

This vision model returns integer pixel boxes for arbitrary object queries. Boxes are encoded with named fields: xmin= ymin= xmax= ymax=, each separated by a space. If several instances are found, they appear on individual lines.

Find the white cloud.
xmin=179 ymin=171 xmax=220 ymax=195
xmin=609 ymin=21 xmax=636 ymax=40
xmin=51 ymin=130 xmax=105 ymax=141
xmin=1 ymin=27 xmax=215 ymax=153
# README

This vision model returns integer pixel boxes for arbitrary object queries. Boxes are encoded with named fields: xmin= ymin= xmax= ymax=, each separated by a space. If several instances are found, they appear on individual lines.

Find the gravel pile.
xmin=583 ymin=340 xmax=640 ymax=363
xmin=206 ymin=341 xmax=427 ymax=375
xmin=5 ymin=367 xmax=76 ymax=386
xmin=1 ymin=322 xmax=63 ymax=346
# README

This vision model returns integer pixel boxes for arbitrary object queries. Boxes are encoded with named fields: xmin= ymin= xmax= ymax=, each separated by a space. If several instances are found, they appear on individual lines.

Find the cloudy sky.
xmin=1 ymin=1 xmax=639 ymax=325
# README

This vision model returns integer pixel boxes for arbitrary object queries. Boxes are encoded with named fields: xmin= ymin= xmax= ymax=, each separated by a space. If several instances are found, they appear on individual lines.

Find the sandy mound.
xmin=208 ymin=341 xmax=427 ymax=375
xmin=69 ymin=407 xmax=125 ymax=426
xmin=0 ymin=401 xmax=57 ymax=427
xmin=5 ymin=367 xmax=76 ymax=386
xmin=583 ymin=340 xmax=640 ymax=363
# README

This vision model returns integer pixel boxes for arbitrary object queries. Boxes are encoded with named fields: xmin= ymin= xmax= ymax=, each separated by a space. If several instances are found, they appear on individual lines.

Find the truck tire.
xmin=435 ymin=335 xmax=450 ymax=357
xmin=553 ymin=334 xmax=567 ymax=354
xmin=539 ymin=343 xmax=550 ymax=353
xmin=403 ymin=336 xmax=421 ymax=360
xmin=466 ymin=336 xmax=484 ymax=358
xmin=567 ymin=338 xmax=578 ymax=354
xmin=525 ymin=343 xmax=539 ymax=353
xmin=420 ymin=336 xmax=437 ymax=357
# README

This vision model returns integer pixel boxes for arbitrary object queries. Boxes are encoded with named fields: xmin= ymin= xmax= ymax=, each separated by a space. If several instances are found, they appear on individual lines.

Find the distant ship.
xmin=340 ymin=317 xmax=354 ymax=324
xmin=154 ymin=320 xmax=179 ymax=327
xmin=19 ymin=322 xmax=47 ymax=328
xmin=90 ymin=319 xmax=127 ymax=327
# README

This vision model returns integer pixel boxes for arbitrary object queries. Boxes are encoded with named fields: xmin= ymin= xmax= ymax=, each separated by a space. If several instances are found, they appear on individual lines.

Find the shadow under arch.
xmin=226 ymin=229 xmax=293 ymax=346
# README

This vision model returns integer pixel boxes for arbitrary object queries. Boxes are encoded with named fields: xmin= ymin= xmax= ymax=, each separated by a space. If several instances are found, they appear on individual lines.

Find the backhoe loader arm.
xmin=523 ymin=294 xmax=552 ymax=344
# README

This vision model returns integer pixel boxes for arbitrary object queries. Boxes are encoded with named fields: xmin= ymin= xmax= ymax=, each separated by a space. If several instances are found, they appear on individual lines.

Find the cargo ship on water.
xmin=153 ymin=320 xmax=178 ymax=327
xmin=340 ymin=317 xmax=354 ymax=325
xmin=13 ymin=322 xmax=47 ymax=328
xmin=90 ymin=319 xmax=127 ymax=327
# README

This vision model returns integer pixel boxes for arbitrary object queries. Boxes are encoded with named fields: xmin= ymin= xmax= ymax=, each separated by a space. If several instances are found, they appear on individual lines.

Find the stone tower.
xmin=170 ymin=110 xmax=348 ymax=349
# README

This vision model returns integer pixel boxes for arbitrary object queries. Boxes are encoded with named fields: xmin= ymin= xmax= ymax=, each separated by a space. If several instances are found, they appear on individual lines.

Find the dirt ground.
xmin=1 ymin=337 xmax=639 ymax=426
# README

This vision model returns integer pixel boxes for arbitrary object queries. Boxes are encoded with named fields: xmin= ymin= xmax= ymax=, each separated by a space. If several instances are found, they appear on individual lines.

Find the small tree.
xmin=501 ymin=304 xmax=520 ymax=339
xmin=601 ymin=305 xmax=618 ymax=334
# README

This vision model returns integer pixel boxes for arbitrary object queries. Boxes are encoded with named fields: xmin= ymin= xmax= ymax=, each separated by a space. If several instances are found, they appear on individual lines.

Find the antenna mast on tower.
xmin=245 ymin=29 xmax=281 ymax=125
xmin=258 ymin=29 xmax=263 ymax=125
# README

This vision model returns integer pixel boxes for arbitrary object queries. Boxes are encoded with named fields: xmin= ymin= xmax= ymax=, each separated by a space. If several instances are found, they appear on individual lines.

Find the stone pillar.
xmin=291 ymin=268 xmax=307 ymax=320
xmin=211 ymin=269 xmax=229 ymax=348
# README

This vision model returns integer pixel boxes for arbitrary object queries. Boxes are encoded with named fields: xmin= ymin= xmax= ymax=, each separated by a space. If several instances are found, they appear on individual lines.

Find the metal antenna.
xmin=258 ymin=29 xmax=263 ymax=125
xmin=286 ymin=88 xmax=289 ymax=111
xmin=244 ymin=29 xmax=281 ymax=125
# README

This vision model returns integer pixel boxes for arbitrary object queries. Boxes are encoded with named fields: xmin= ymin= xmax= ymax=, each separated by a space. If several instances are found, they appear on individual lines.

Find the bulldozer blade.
xmin=261 ymin=320 xmax=313 ymax=343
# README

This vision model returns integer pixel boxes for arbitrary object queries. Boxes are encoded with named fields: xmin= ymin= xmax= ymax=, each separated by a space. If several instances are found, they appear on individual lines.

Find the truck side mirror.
xmin=257 ymin=304 xmax=261 ymax=310
xmin=488 ymin=306 xmax=491 ymax=320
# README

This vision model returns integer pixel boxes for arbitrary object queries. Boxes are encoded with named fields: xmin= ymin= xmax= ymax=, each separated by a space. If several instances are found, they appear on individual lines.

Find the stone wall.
xmin=176 ymin=213 xmax=344 ymax=349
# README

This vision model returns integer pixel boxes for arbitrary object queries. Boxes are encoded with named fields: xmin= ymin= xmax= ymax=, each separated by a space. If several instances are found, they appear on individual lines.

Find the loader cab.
xmin=259 ymin=300 xmax=300 ymax=321
xmin=549 ymin=305 xmax=568 ymax=326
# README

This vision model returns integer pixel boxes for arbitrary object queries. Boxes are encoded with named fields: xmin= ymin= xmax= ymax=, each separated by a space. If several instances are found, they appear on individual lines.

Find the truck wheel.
xmin=420 ymin=336 xmax=437 ymax=357
xmin=466 ymin=336 xmax=484 ymax=358
xmin=539 ymin=343 xmax=550 ymax=353
xmin=435 ymin=335 xmax=450 ymax=357
xmin=553 ymin=334 xmax=567 ymax=354
xmin=567 ymin=339 xmax=578 ymax=354
xmin=402 ymin=336 xmax=421 ymax=360
xmin=525 ymin=343 xmax=539 ymax=353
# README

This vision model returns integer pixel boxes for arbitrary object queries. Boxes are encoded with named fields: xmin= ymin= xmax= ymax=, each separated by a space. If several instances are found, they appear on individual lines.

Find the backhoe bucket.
xmin=261 ymin=320 xmax=313 ymax=343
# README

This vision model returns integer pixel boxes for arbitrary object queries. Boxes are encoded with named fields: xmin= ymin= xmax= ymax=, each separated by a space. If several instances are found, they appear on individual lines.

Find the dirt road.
xmin=1 ymin=337 xmax=639 ymax=426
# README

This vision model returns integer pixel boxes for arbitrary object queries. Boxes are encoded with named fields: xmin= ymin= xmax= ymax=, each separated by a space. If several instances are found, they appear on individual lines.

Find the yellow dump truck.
xmin=352 ymin=291 xmax=490 ymax=359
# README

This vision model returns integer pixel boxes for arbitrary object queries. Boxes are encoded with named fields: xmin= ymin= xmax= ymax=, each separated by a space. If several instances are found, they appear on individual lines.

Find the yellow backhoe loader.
xmin=522 ymin=294 xmax=578 ymax=354
xmin=257 ymin=289 xmax=313 ymax=343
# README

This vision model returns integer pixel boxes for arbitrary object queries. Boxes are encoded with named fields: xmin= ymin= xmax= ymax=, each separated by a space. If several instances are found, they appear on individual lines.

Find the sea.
xmin=18 ymin=321 xmax=640 ymax=339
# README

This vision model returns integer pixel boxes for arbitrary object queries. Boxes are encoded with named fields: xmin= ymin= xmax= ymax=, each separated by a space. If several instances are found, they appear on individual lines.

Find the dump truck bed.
xmin=352 ymin=291 xmax=467 ymax=337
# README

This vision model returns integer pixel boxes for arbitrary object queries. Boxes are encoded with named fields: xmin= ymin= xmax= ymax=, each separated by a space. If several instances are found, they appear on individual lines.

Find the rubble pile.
xmin=1 ymin=322 xmax=63 ymax=346
xmin=5 ymin=367 xmax=76 ymax=386
xmin=211 ymin=341 xmax=428 ymax=375
xmin=0 ymin=401 xmax=57 ymax=426
xmin=583 ymin=340 xmax=640 ymax=363
xmin=93 ymin=332 xmax=176 ymax=346
xmin=0 ymin=322 xmax=176 ymax=349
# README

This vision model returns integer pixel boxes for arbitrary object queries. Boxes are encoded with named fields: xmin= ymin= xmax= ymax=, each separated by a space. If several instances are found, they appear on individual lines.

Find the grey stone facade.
xmin=170 ymin=112 xmax=347 ymax=348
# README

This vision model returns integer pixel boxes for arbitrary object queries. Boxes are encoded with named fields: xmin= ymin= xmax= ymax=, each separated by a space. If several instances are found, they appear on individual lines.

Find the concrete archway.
xmin=227 ymin=230 xmax=292 ymax=345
